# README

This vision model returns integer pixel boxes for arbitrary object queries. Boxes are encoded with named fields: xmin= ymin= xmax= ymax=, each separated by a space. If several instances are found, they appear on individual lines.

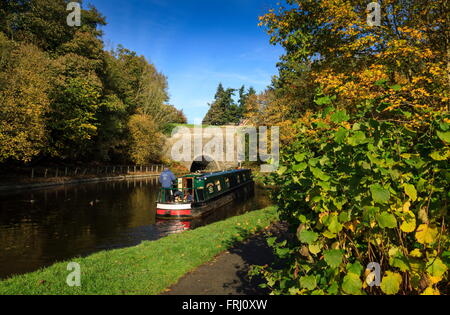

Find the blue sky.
xmin=88 ymin=0 xmax=283 ymax=123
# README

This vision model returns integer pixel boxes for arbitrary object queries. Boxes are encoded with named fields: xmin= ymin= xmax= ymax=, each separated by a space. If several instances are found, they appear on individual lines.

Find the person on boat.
xmin=159 ymin=167 xmax=177 ymax=201
xmin=174 ymin=190 xmax=184 ymax=203
xmin=184 ymin=191 xmax=193 ymax=203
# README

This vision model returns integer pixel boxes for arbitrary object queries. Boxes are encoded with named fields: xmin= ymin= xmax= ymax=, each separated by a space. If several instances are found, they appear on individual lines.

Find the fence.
xmin=28 ymin=165 xmax=165 ymax=179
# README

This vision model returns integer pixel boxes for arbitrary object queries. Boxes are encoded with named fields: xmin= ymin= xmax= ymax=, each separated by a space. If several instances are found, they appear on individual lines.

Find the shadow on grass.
xmin=219 ymin=223 xmax=289 ymax=295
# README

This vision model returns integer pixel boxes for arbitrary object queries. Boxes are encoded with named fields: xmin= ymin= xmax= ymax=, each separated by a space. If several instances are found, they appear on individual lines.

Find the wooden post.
xmin=74 ymin=168 xmax=78 ymax=175
xmin=55 ymin=168 xmax=59 ymax=177
xmin=44 ymin=169 xmax=48 ymax=178
xmin=65 ymin=167 xmax=68 ymax=176
xmin=31 ymin=168 xmax=34 ymax=179
xmin=134 ymin=166 xmax=136 ymax=173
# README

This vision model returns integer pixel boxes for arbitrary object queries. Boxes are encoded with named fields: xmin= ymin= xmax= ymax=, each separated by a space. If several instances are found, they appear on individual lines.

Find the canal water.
xmin=0 ymin=177 xmax=271 ymax=279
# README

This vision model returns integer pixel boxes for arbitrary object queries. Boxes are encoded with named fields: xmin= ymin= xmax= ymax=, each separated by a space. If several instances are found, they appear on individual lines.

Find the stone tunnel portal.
xmin=190 ymin=156 xmax=220 ymax=173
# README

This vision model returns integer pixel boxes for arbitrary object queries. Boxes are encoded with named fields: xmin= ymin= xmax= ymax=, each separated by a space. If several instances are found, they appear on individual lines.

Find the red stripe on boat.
xmin=156 ymin=209 xmax=191 ymax=216
xmin=171 ymin=210 xmax=191 ymax=216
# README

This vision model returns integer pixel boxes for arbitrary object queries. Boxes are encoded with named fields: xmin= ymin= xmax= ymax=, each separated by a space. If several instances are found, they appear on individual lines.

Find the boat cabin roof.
xmin=182 ymin=169 xmax=250 ymax=180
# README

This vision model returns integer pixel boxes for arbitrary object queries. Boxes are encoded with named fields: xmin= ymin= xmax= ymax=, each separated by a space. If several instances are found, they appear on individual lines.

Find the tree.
xmin=128 ymin=112 xmax=163 ymax=165
xmin=258 ymin=0 xmax=449 ymax=125
xmin=0 ymin=33 xmax=50 ymax=162
xmin=203 ymin=83 xmax=237 ymax=125
xmin=0 ymin=0 xmax=186 ymax=165
xmin=0 ymin=0 xmax=105 ymax=51
xmin=237 ymin=85 xmax=256 ymax=121
xmin=203 ymin=83 xmax=257 ymax=125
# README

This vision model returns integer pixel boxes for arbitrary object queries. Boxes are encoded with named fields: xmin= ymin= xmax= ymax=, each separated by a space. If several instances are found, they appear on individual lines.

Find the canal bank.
xmin=0 ymin=174 xmax=160 ymax=193
xmin=0 ymin=206 xmax=278 ymax=295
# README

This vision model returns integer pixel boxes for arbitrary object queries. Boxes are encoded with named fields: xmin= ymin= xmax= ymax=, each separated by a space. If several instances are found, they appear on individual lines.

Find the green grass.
xmin=0 ymin=206 xmax=278 ymax=295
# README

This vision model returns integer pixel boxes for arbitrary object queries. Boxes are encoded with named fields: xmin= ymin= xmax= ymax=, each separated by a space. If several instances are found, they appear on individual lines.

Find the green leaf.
xmin=277 ymin=166 xmax=287 ymax=175
xmin=370 ymin=184 xmax=390 ymax=204
xmin=298 ymin=230 xmax=319 ymax=245
xmin=403 ymin=184 xmax=417 ymax=201
xmin=328 ymin=215 xmax=343 ymax=233
xmin=347 ymin=261 xmax=363 ymax=275
xmin=309 ymin=243 xmax=321 ymax=255
xmin=347 ymin=131 xmax=367 ymax=146
xmin=323 ymin=249 xmax=343 ymax=268
xmin=426 ymin=258 xmax=448 ymax=278
xmin=315 ymin=96 xmax=332 ymax=106
xmin=322 ymin=231 xmax=337 ymax=239
xmin=267 ymin=237 xmax=277 ymax=247
xmin=390 ymin=255 xmax=410 ymax=272
xmin=390 ymin=84 xmax=402 ymax=91
xmin=300 ymin=275 xmax=317 ymax=290
xmin=377 ymin=212 xmax=397 ymax=229
xmin=342 ymin=273 xmax=362 ymax=295
xmin=327 ymin=282 xmax=339 ymax=295
xmin=338 ymin=211 xmax=351 ymax=223
xmin=331 ymin=110 xmax=349 ymax=123
xmin=293 ymin=163 xmax=308 ymax=172
xmin=310 ymin=167 xmax=331 ymax=181
xmin=335 ymin=128 xmax=348 ymax=144
xmin=437 ymin=130 xmax=450 ymax=143
xmin=294 ymin=153 xmax=306 ymax=162
xmin=380 ymin=271 xmax=402 ymax=295
xmin=375 ymin=78 xmax=387 ymax=86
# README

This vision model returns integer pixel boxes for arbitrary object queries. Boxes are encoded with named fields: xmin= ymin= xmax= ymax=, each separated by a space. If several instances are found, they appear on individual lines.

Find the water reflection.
xmin=0 ymin=178 xmax=270 ymax=279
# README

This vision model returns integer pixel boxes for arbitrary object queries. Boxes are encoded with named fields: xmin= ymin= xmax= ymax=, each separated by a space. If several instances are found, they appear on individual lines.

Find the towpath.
xmin=162 ymin=223 xmax=288 ymax=295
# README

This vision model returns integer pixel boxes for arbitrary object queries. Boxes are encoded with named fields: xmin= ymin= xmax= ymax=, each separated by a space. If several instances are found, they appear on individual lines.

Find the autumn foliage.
xmin=0 ymin=0 xmax=186 ymax=165
xmin=249 ymin=0 xmax=449 ymax=295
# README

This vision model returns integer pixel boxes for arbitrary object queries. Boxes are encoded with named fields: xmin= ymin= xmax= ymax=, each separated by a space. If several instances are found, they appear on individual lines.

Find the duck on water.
xmin=156 ymin=168 xmax=254 ymax=220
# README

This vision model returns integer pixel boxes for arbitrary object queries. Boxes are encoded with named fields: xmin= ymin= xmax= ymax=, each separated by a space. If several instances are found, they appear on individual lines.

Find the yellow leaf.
xmin=400 ymin=210 xmax=416 ymax=233
xmin=429 ymin=276 xmax=442 ymax=284
xmin=421 ymin=287 xmax=440 ymax=295
xmin=402 ymin=201 xmax=411 ymax=212
xmin=415 ymin=224 xmax=438 ymax=245
xmin=409 ymin=249 xmax=422 ymax=258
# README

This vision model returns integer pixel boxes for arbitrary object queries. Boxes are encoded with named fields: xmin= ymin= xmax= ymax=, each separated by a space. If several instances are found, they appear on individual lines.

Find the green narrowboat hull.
xmin=156 ymin=169 xmax=254 ymax=220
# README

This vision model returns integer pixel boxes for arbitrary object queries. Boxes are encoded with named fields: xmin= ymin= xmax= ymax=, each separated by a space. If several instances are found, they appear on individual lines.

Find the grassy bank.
xmin=0 ymin=206 xmax=278 ymax=295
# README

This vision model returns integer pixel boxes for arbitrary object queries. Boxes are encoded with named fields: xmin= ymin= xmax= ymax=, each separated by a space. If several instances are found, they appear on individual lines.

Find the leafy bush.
xmin=256 ymin=108 xmax=449 ymax=295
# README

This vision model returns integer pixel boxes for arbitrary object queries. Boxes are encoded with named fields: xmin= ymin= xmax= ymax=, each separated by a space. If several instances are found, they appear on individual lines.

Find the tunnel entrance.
xmin=190 ymin=156 xmax=220 ymax=173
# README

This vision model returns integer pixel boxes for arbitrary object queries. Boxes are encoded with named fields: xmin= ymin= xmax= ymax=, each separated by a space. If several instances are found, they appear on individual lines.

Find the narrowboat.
xmin=156 ymin=169 xmax=254 ymax=219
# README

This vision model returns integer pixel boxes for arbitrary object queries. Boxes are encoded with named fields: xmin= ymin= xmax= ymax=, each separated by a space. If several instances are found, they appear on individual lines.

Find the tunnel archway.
xmin=190 ymin=155 xmax=221 ymax=173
